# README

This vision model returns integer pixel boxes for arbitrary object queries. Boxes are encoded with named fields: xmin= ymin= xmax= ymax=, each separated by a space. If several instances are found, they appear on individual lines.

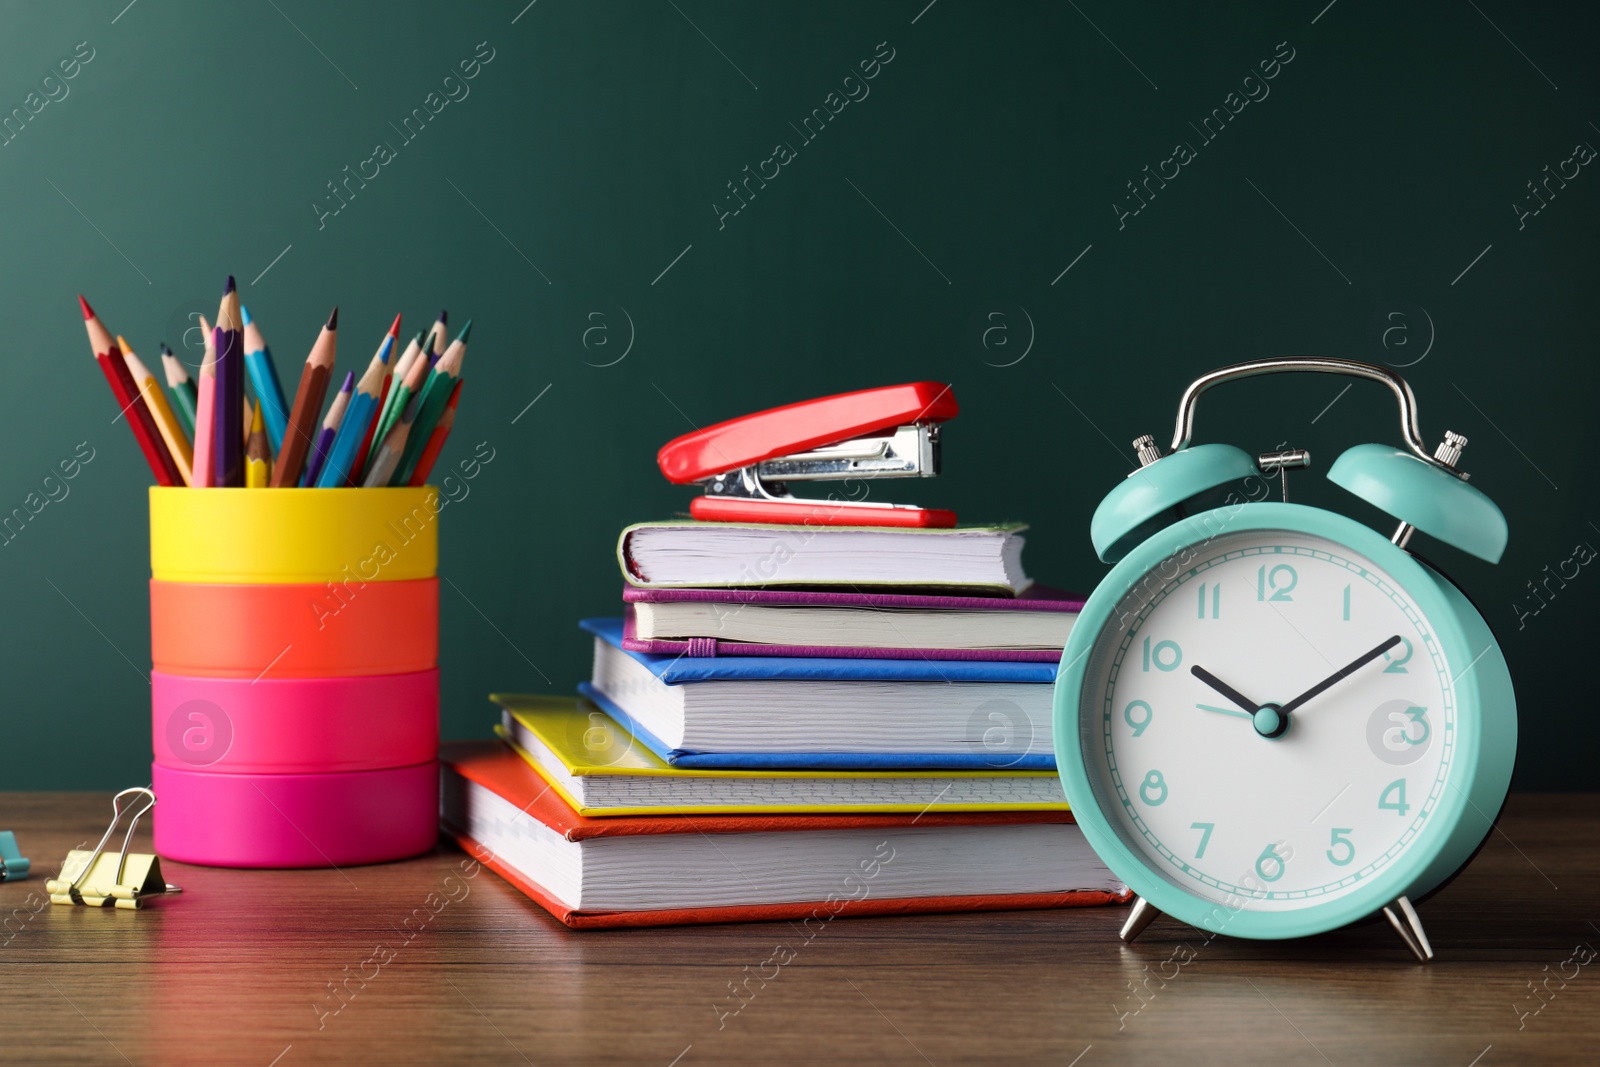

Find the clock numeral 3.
xmin=1139 ymin=770 xmax=1168 ymax=807
xmin=1326 ymin=827 xmax=1355 ymax=867
xmin=1379 ymin=778 xmax=1410 ymax=816
xmin=1197 ymin=582 xmax=1221 ymax=619
xmin=1141 ymin=637 xmax=1183 ymax=672
xmin=1383 ymin=637 xmax=1414 ymax=673
xmin=1123 ymin=700 xmax=1153 ymax=737
xmin=1255 ymin=843 xmax=1287 ymax=883
xmin=1382 ymin=705 xmax=1430 ymax=749
xmin=1257 ymin=563 xmax=1298 ymax=602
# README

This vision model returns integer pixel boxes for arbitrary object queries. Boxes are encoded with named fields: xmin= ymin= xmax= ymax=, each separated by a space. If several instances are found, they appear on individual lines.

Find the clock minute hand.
xmin=1279 ymin=635 xmax=1404 ymax=715
xmin=1190 ymin=665 xmax=1261 ymax=715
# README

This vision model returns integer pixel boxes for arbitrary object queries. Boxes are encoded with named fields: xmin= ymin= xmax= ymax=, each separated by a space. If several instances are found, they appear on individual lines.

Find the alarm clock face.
xmin=1078 ymin=525 xmax=1456 ymax=916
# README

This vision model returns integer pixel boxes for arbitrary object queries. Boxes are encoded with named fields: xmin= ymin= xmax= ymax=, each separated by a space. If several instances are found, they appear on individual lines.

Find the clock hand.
xmin=1196 ymin=702 xmax=1253 ymax=720
xmin=1190 ymin=665 xmax=1260 ymax=715
xmin=1278 ymin=635 xmax=1404 ymax=715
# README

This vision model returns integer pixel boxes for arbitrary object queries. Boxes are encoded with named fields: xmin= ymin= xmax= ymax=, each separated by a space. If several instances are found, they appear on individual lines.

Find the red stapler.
xmin=657 ymin=382 xmax=960 ymax=528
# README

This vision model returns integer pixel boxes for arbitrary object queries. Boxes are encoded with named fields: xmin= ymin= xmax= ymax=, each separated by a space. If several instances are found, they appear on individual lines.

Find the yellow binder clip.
xmin=46 ymin=788 xmax=181 ymax=910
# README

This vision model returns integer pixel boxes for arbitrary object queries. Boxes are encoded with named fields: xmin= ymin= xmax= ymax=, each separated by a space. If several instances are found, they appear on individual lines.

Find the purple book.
xmin=620 ymin=584 xmax=1083 ymax=662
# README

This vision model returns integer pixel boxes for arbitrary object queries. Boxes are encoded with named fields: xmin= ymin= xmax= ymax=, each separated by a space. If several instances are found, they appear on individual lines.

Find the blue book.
xmin=580 ymin=618 xmax=1058 ymax=770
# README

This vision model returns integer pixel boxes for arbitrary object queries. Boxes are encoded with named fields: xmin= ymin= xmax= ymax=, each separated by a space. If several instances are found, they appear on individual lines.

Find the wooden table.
xmin=1 ymin=793 xmax=1596 ymax=1065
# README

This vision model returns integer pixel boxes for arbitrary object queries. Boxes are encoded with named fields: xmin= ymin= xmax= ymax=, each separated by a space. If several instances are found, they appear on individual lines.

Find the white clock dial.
xmin=1080 ymin=529 xmax=1454 ymax=912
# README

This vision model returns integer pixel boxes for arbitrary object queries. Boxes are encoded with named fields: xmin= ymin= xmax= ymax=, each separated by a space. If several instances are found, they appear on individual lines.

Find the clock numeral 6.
xmin=1326 ymin=827 xmax=1355 ymax=867
xmin=1255 ymin=843 xmax=1287 ymax=883
xmin=1123 ymin=700 xmax=1153 ymax=737
xmin=1383 ymin=637 xmax=1414 ymax=673
xmin=1379 ymin=778 xmax=1410 ymax=816
xmin=1256 ymin=563 xmax=1297 ymax=602
xmin=1141 ymin=637 xmax=1182 ymax=672
xmin=1139 ymin=770 xmax=1168 ymax=807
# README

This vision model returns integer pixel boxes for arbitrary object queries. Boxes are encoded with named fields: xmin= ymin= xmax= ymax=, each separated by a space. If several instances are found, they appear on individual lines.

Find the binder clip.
xmin=46 ymin=788 xmax=181 ymax=909
xmin=0 ymin=831 xmax=28 ymax=881
xmin=657 ymin=382 xmax=960 ymax=528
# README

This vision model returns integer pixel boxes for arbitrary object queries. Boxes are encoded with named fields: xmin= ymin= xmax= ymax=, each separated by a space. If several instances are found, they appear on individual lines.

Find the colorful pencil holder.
xmin=148 ymin=487 xmax=442 ymax=868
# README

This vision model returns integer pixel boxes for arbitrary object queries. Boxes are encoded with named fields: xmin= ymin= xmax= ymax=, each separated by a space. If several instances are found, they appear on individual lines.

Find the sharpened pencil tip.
xmin=456 ymin=320 xmax=472 ymax=344
xmin=160 ymin=342 xmax=173 ymax=356
xmin=240 ymin=304 xmax=253 ymax=326
xmin=224 ymin=275 xmax=237 ymax=294
xmin=439 ymin=309 xmax=448 ymax=325
xmin=388 ymin=313 xmax=402 ymax=337
xmin=78 ymin=294 xmax=94 ymax=320
xmin=339 ymin=370 xmax=355 ymax=391
xmin=115 ymin=335 xmax=132 ymax=356
xmin=327 ymin=306 xmax=339 ymax=330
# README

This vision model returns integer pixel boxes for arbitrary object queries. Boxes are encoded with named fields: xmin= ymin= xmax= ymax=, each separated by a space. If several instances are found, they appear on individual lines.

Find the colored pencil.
xmin=363 ymin=346 xmax=431 ymax=487
xmin=271 ymin=307 xmax=338 ymax=487
xmin=373 ymin=330 xmax=423 ymax=451
xmin=394 ymin=320 xmax=470 ymax=486
xmin=302 ymin=371 xmax=354 ymax=488
xmin=408 ymin=379 xmax=461 ymax=486
xmin=79 ymin=296 xmax=182 ymax=486
xmin=347 ymin=314 xmax=401 ymax=485
xmin=191 ymin=318 xmax=219 ymax=487
xmin=245 ymin=401 xmax=271 ymax=487
xmin=118 ymin=336 xmax=194 ymax=486
xmin=241 ymin=305 xmax=290 ymax=454
xmin=160 ymin=343 xmax=198 ymax=438
xmin=212 ymin=277 xmax=245 ymax=487
xmin=314 ymin=321 xmax=396 ymax=487
xmin=425 ymin=309 xmax=447 ymax=367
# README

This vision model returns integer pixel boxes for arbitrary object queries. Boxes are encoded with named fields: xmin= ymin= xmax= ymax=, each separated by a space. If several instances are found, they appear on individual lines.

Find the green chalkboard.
xmin=0 ymin=1 xmax=1593 ymax=788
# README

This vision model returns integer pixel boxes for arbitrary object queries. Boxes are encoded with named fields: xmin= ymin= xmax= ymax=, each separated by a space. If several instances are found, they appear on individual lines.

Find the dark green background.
xmin=1 ymin=1 xmax=1592 ymax=788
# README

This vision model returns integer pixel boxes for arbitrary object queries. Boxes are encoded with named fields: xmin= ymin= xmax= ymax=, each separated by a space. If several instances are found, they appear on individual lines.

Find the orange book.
xmin=441 ymin=740 xmax=1128 ymax=930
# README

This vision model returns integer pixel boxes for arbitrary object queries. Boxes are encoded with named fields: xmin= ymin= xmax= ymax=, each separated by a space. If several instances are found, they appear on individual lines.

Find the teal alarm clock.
xmin=1053 ymin=357 xmax=1516 ymax=961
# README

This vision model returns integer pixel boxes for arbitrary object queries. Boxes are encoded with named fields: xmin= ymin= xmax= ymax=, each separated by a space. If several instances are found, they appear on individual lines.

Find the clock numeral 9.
xmin=1383 ymin=637 xmax=1414 ymax=673
xmin=1257 ymin=563 xmax=1298 ymax=602
xmin=1326 ymin=827 xmax=1355 ymax=867
xmin=1123 ymin=700 xmax=1153 ymax=737
xmin=1139 ymin=770 xmax=1168 ymax=807
xmin=1379 ymin=778 xmax=1410 ymax=816
xmin=1141 ymin=637 xmax=1182 ymax=672
xmin=1255 ymin=843 xmax=1287 ymax=883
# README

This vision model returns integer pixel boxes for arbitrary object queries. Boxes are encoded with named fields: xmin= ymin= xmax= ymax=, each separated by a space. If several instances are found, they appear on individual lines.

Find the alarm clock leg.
xmin=1119 ymin=896 xmax=1162 ymax=943
xmin=1382 ymin=895 xmax=1434 ymax=962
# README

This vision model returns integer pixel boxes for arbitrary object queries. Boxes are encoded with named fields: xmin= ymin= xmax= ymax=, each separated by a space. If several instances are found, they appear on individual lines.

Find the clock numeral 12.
xmin=1197 ymin=582 xmax=1220 ymax=619
xmin=1257 ymin=563 xmax=1297 ymax=602
xmin=1379 ymin=778 xmax=1410 ymax=816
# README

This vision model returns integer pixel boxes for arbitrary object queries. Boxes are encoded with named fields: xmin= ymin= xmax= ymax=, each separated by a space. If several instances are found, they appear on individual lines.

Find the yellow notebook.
xmin=493 ymin=695 xmax=1069 ymax=817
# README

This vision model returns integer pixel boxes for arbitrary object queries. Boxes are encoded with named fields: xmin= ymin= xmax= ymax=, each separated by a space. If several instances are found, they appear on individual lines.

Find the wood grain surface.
xmin=0 ymin=792 xmax=1595 ymax=1065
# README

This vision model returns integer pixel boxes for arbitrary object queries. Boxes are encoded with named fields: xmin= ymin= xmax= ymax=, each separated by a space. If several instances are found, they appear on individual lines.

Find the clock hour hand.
xmin=1279 ymin=635 xmax=1404 ymax=715
xmin=1190 ymin=665 xmax=1260 ymax=715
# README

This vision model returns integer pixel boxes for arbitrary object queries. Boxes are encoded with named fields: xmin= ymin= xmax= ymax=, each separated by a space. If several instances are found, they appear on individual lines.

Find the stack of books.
xmin=442 ymin=520 xmax=1128 ymax=928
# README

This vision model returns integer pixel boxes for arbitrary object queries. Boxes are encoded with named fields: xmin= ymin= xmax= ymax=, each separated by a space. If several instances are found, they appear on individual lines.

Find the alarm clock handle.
xmin=1166 ymin=357 xmax=1435 ymax=464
